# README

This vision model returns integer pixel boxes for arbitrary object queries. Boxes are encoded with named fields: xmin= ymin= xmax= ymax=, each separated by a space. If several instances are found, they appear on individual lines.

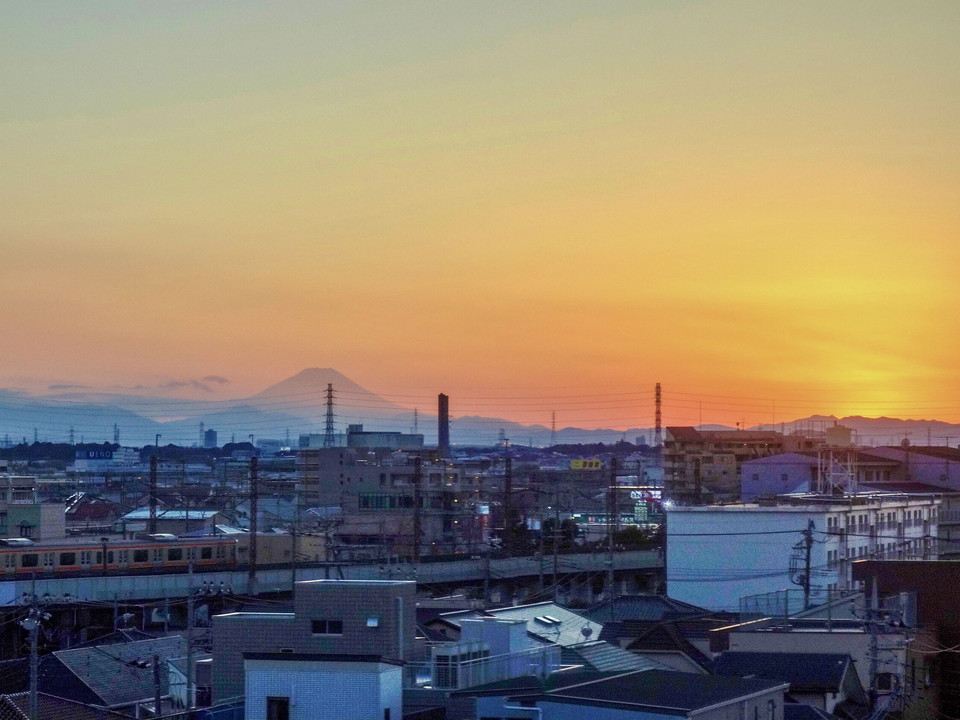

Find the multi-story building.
xmin=667 ymin=493 xmax=939 ymax=612
xmin=297 ymin=448 xmax=484 ymax=559
xmin=0 ymin=475 xmax=65 ymax=540
xmin=212 ymin=579 xmax=417 ymax=702
xmin=663 ymin=427 xmax=787 ymax=502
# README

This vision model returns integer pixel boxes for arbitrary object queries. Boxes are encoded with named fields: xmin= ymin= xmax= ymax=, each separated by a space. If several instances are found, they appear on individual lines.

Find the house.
xmin=212 ymin=579 xmax=416 ymax=702
xmin=243 ymin=653 xmax=403 ymax=720
xmin=714 ymin=652 xmax=868 ymax=718
xmin=458 ymin=669 xmax=789 ymax=719
xmin=0 ymin=692 xmax=130 ymax=720
xmin=38 ymin=636 xmax=187 ymax=716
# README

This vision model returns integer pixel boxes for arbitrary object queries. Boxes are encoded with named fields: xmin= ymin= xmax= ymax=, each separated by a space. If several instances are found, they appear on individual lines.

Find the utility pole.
xmin=186 ymin=562 xmax=194 ymax=710
xmin=25 ymin=573 xmax=39 ymax=720
xmin=803 ymin=520 xmax=814 ymax=610
xmin=248 ymin=456 xmax=258 ymax=596
xmin=607 ymin=458 xmax=617 ymax=602
xmin=412 ymin=457 xmax=422 ymax=564
xmin=152 ymin=655 xmax=162 ymax=717
xmin=550 ymin=411 xmax=556 ymax=447
xmin=149 ymin=456 xmax=158 ymax=535
xmin=503 ymin=457 xmax=514 ymax=557
xmin=552 ymin=495 xmax=560 ymax=601
xmin=868 ymin=575 xmax=879 ymax=714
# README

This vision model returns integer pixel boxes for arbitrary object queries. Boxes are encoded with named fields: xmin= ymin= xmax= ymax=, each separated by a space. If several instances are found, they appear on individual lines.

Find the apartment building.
xmin=667 ymin=493 xmax=939 ymax=612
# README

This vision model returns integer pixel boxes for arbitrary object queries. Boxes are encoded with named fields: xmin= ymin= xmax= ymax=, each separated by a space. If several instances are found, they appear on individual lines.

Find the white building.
xmin=243 ymin=653 xmax=402 ymax=720
xmin=667 ymin=493 xmax=939 ymax=612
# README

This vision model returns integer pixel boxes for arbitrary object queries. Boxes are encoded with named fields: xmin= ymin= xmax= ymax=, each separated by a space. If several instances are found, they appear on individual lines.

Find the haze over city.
xmin=2 ymin=2 xmax=958 ymax=430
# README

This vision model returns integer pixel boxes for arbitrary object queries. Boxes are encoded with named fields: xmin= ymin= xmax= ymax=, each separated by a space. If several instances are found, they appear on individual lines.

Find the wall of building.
xmin=244 ymin=659 xmax=401 ymax=720
xmin=212 ymin=580 xmax=415 ymax=702
xmin=667 ymin=496 xmax=939 ymax=612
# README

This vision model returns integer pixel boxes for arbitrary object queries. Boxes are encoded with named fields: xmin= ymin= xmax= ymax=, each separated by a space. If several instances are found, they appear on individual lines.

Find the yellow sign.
xmin=571 ymin=459 xmax=602 ymax=470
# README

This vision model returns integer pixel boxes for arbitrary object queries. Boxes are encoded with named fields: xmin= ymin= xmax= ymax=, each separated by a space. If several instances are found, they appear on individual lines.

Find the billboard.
xmin=570 ymin=459 xmax=602 ymax=471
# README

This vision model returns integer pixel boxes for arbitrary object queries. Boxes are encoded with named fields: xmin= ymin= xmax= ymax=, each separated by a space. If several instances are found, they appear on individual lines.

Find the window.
xmin=57 ymin=552 xmax=75 ymax=566
xmin=201 ymin=547 xmax=212 ymax=560
xmin=266 ymin=696 xmax=290 ymax=720
xmin=21 ymin=554 xmax=37 ymax=568
xmin=168 ymin=548 xmax=183 ymax=561
xmin=311 ymin=619 xmax=343 ymax=634
xmin=133 ymin=549 xmax=148 ymax=562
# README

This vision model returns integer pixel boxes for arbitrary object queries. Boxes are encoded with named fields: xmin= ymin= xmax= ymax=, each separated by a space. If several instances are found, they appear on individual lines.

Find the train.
xmin=0 ymin=532 xmax=301 ymax=577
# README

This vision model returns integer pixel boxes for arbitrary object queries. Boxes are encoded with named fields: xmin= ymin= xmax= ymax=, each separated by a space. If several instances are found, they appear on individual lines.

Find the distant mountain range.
xmin=0 ymin=369 xmax=957 ymax=449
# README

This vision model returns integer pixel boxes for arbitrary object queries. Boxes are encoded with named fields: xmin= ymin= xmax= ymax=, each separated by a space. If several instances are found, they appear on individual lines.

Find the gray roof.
xmin=546 ymin=669 xmax=788 ymax=713
xmin=121 ymin=508 xmax=221 ymax=521
xmin=585 ymin=595 xmax=709 ymax=623
xmin=52 ymin=636 xmax=187 ymax=708
xmin=0 ymin=692 xmax=129 ymax=720
xmin=714 ymin=652 xmax=855 ymax=693
xmin=561 ymin=641 xmax=671 ymax=674
xmin=441 ymin=602 xmax=603 ymax=647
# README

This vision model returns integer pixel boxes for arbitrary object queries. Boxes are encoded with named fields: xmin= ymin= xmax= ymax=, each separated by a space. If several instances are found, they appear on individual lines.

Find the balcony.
xmin=404 ymin=643 xmax=561 ymax=691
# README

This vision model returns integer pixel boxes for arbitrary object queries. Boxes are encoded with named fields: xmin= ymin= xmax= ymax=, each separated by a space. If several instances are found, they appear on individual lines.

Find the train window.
xmin=120 ymin=550 xmax=129 ymax=563
xmin=201 ymin=547 xmax=212 ymax=560
xmin=107 ymin=551 xmax=114 ymax=564
xmin=153 ymin=549 xmax=161 ymax=562
xmin=187 ymin=547 xmax=195 ymax=561
xmin=79 ymin=551 xmax=90 ymax=565
xmin=168 ymin=548 xmax=183 ymax=561
xmin=22 ymin=554 xmax=37 ymax=568
xmin=216 ymin=546 xmax=225 ymax=559
xmin=4 ymin=555 xmax=14 ymax=568
xmin=134 ymin=550 xmax=148 ymax=562
xmin=60 ymin=553 xmax=76 ymax=565
xmin=43 ymin=554 xmax=54 ymax=567
xmin=96 ymin=552 xmax=102 ymax=564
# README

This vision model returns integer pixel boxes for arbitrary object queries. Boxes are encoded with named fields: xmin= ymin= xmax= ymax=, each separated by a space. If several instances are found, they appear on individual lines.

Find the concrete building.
xmin=212 ymin=579 xmax=416 ymax=702
xmin=243 ymin=653 xmax=403 ymax=720
xmin=0 ymin=475 xmax=65 ymax=541
xmin=297 ymin=448 xmax=484 ymax=558
xmin=663 ymin=427 xmax=787 ymax=502
xmin=666 ymin=493 xmax=939 ymax=612
xmin=346 ymin=424 xmax=424 ymax=451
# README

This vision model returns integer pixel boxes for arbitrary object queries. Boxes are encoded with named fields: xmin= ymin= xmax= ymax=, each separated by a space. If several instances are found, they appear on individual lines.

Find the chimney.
xmin=438 ymin=393 xmax=450 ymax=457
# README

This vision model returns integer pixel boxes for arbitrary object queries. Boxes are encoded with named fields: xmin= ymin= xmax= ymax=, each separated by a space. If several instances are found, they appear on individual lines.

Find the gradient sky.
xmin=2 ymin=1 xmax=959 ymax=429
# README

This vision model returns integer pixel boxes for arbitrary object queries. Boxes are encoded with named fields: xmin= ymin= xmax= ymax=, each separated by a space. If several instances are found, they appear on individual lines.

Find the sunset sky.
xmin=2 ymin=1 xmax=959 ymax=430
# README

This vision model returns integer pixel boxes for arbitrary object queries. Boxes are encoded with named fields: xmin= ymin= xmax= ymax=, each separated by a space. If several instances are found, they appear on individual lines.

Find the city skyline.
xmin=3 ymin=2 xmax=958 ymax=428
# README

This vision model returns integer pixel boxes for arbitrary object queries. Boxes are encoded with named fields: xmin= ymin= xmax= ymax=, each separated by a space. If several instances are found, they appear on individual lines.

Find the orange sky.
xmin=1 ymin=2 xmax=958 ymax=429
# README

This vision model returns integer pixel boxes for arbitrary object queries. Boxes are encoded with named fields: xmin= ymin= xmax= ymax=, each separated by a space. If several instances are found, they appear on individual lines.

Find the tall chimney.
xmin=438 ymin=393 xmax=450 ymax=457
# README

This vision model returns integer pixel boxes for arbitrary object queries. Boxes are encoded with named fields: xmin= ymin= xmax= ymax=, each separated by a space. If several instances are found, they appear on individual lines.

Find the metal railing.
xmin=404 ymin=643 xmax=560 ymax=691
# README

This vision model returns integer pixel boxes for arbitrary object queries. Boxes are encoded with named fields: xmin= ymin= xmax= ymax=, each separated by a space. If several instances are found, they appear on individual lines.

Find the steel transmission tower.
xmin=323 ymin=383 xmax=336 ymax=447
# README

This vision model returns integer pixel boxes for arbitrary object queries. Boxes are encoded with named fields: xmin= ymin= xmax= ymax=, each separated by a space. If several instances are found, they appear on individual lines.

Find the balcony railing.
xmin=404 ymin=643 xmax=561 ymax=691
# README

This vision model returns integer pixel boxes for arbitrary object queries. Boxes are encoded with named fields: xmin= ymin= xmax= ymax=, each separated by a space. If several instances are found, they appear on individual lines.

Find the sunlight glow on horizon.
xmin=1 ymin=1 xmax=958 ymax=430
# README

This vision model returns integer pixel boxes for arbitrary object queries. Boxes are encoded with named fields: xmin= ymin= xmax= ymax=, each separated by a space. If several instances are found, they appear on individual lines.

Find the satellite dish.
xmin=581 ymin=625 xmax=593 ymax=639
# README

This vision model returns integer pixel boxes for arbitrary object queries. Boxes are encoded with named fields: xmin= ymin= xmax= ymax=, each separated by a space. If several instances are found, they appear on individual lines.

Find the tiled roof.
xmin=623 ymin=621 xmax=713 ymax=668
xmin=561 ymin=641 xmax=671 ymax=674
xmin=51 ymin=636 xmax=187 ymax=708
xmin=585 ymin=594 xmax=709 ymax=623
xmin=0 ymin=693 xmax=128 ymax=720
xmin=714 ymin=652 xmax=852 ymax=692
xmin=546 ymin=669 xmax=787 ymax=712
xmin=784 ymin=704 xmax=841 ymax=720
